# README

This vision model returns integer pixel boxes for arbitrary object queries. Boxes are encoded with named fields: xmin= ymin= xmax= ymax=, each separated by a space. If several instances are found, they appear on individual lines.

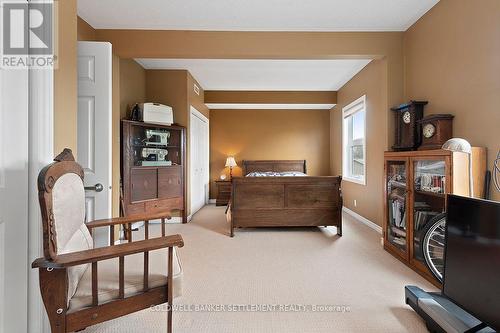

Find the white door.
xmin=0 ymin=67 xmax=29 ymax=332
xmin=77 ymin=42 xmax=112 ymax=246
xmin=190 ymin=107 xmax=209 ymax=216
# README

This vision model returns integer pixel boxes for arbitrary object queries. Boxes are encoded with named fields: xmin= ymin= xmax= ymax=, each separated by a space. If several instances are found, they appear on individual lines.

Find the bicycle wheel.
xmin=421 ymin=213 xmax=446 ymax=282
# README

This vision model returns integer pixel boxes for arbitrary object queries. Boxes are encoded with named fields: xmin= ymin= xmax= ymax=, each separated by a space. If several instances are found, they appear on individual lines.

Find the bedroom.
xmin=1 ymin=1 xmax=499 ymax=333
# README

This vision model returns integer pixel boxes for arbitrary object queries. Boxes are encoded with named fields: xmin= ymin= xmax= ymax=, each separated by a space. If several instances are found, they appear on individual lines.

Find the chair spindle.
xmin=92 ymin=262 xmax=98 ymax=306
xmin=143 ymin=251 xmax=149 ymax=291
xmin=167 ymin=247 xmax=173 ymax=333
xmin=109 ymin=225 xmax=115 ymax=245
xmin=119 ymin=256 xmax=124 ymax=299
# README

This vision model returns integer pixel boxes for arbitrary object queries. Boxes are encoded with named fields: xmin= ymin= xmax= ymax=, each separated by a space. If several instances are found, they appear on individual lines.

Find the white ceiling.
xmin=78 ymin=0 xmax=439 ymax=31
xmin=135 ymin=58 xmax=372 ymax=91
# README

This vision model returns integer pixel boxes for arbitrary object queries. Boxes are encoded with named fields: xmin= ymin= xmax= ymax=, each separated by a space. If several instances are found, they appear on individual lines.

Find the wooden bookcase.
xmin=121 ymin=120 xmax=186 ymax=222
xmin=383 ymin=148 xmax=486 ymax=286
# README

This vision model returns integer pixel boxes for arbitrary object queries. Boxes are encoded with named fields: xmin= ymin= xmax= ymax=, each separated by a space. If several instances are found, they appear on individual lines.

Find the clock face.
xmin=423 ymin=123 xmax=436 ymax=138
xmin=403 ymin=111 xmax=411 ymax=124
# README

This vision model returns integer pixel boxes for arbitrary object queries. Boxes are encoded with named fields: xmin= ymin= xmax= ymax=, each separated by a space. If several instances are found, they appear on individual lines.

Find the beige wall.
xmin=120 ymin=59 xmax=147 ymax=119
xmin=404 ymin=0 xmax=500 ymax=201
xmin=95 ymin=30 xmax=403 ymax=61
xmin=77 ymin=16 xmax=96 ymax=41
xmin=54 ymin=0 xmax=77 ymax=155
xmin=116 ymin=59 xmax=148 ymax=215
xmin=146 ymin=70 xmax=188 ymax=125
xmin=210 ymin=109 xmax=331 ymax=198
xmin=330 ymin=60 xmax=386 ymax=226
xmin=205 ymin=91 xmax=337 ymax=105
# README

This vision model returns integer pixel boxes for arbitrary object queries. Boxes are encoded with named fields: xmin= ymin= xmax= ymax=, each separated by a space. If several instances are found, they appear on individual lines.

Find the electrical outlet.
xmin=354 ymin=199 xmax=357 ymax=207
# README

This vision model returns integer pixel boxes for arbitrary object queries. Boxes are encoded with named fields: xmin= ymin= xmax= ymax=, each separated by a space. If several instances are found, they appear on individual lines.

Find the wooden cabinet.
xmin=383 ymin=148 xmax=486 ymax=286
xmin=122 ymin=120 xmax=186 ymax=222
xmin=215 ymin=180 xmax=232 ymax=206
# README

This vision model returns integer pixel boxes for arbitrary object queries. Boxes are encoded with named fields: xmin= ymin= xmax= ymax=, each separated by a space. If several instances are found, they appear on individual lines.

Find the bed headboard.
xmin=242 ymin=160 xmax=307 ymax=175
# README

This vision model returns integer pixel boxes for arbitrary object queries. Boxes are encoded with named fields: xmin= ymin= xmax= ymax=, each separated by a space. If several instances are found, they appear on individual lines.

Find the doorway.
xmin=190 ymin=106 xmax=209 ymax=216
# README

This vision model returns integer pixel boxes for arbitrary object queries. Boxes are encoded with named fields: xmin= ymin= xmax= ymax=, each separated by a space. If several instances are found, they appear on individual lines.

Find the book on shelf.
xmin=391 ymin=226 xmax=407 ymax=237
xmin=389 ymin=191 xmax=406 ymax=202
xmin=413 ymin=201 xmax=431 ymax=210
xmin=414 ymin=210 xmax=440 ymax=231
xmin=415 ymin=172 xmax=446 ymax=194
xmin=389 ymin=197 xmax=406 ymax=229
xmin=388 ymin=180 xmax=406 ymax=190
xmin=392 ymin=237 xmax=406 ymax=246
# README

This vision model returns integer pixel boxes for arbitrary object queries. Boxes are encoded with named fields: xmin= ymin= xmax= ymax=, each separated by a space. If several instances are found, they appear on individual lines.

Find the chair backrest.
xmin=38 ymin=149 xmax=94 ymax=298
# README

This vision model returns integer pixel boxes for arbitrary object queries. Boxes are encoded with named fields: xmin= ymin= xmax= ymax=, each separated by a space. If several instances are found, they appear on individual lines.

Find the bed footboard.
xmin=228 ymin=176 xmax=342 ymax=237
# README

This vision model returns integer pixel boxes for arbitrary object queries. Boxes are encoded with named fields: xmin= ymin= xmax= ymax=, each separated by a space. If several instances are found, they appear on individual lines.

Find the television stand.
xmin=405 ymin=286 xmax=496 ymax=333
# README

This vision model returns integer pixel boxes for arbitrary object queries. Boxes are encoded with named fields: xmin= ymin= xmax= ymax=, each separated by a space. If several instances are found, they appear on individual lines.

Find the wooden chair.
xmin=32 ymin=149 xmax=184 ymax=333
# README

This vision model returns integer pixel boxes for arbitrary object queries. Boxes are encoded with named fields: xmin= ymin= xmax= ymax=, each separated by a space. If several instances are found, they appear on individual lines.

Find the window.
xmin=342 ymin=95 xmax=366 ymax=185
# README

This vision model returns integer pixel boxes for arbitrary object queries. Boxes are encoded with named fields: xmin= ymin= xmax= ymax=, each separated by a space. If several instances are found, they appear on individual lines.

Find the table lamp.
xmin=225 ymin=156 xmax=237 ymax=180
xmin=442 ymin=138 xmax=473 ymax=197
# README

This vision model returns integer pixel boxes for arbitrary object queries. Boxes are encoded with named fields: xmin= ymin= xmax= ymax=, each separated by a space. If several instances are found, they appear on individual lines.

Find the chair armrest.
xmin=86 ymin=212 xmax=172 ymax=229
xmin=32 ymin=234 xmax=183 ymax=269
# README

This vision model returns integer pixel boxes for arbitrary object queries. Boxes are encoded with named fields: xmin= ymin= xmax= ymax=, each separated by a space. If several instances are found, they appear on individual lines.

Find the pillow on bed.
xmin=280 ymin=171 xmax=307 ymax=177
xmin=246 ymin=171 xmax=307 ymax=177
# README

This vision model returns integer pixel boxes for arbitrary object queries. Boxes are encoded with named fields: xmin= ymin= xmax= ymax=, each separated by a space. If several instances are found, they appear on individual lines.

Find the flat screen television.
xmin=443 ymin=195 xmax=500 ymax=330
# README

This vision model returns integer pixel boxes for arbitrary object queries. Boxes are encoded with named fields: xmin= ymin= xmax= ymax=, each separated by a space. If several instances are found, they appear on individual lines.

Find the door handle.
xmin=85 ymin=183 xmax=104 ymax=192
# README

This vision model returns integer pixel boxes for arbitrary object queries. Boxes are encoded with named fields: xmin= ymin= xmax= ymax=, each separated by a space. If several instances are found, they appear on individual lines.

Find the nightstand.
xmin=215 ymin=180 xmax=232 ymax=206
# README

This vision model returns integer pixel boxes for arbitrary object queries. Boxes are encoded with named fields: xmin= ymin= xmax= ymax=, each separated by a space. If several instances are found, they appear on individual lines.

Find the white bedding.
xmin=245 ymin=171 xmax=307 ymax=177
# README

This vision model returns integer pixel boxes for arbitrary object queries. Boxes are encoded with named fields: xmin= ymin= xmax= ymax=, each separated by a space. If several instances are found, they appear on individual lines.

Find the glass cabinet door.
xmin=129 ymin=125 xmax=182 ymax=167
xmin=386 ymin=160 xmax=408 ymax=252
xmin=412 ymin=159 xmax=446 ymax=266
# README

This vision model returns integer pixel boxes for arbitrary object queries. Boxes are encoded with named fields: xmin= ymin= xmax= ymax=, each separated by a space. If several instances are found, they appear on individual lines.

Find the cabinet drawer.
xmin=218 ymin=192 xmax=231 ymax=199
xmin=131 ymin=169 xmax=158 ymax=202
xmin=158 ymin=166 xmax=182 ymax=199
xmin=217 ymin=182 xmax=232 ymax=194
xmin=145 ymin=197 xmax=183 ymax=213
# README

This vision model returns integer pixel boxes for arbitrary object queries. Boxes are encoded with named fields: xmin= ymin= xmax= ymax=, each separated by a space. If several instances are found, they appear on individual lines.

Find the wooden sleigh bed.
xmin=227 ymin=160 xmax=342 ymax=237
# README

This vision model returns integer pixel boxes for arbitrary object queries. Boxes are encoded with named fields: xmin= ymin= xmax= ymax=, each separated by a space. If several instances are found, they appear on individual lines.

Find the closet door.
xmin=190 ymin=107 xmax=209 ymax=216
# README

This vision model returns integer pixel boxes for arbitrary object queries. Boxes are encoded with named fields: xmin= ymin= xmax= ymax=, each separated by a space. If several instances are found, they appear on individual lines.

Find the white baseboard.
xmin=208 ymin=199 xmax=216 ymax=204
xmin=342 ymin=207 xmax=382 ymax=234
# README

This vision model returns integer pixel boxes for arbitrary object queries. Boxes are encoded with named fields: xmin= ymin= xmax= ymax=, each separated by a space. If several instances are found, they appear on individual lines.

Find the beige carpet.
xmin=83 ymin=205 xmax=435 ymax=333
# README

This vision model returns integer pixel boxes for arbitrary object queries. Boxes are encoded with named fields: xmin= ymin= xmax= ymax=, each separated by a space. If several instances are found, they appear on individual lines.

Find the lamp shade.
xmin=225 ymin=156 xmax=237 ymax=167
xmin=441 ymin=138 xmax=472 ymax=154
